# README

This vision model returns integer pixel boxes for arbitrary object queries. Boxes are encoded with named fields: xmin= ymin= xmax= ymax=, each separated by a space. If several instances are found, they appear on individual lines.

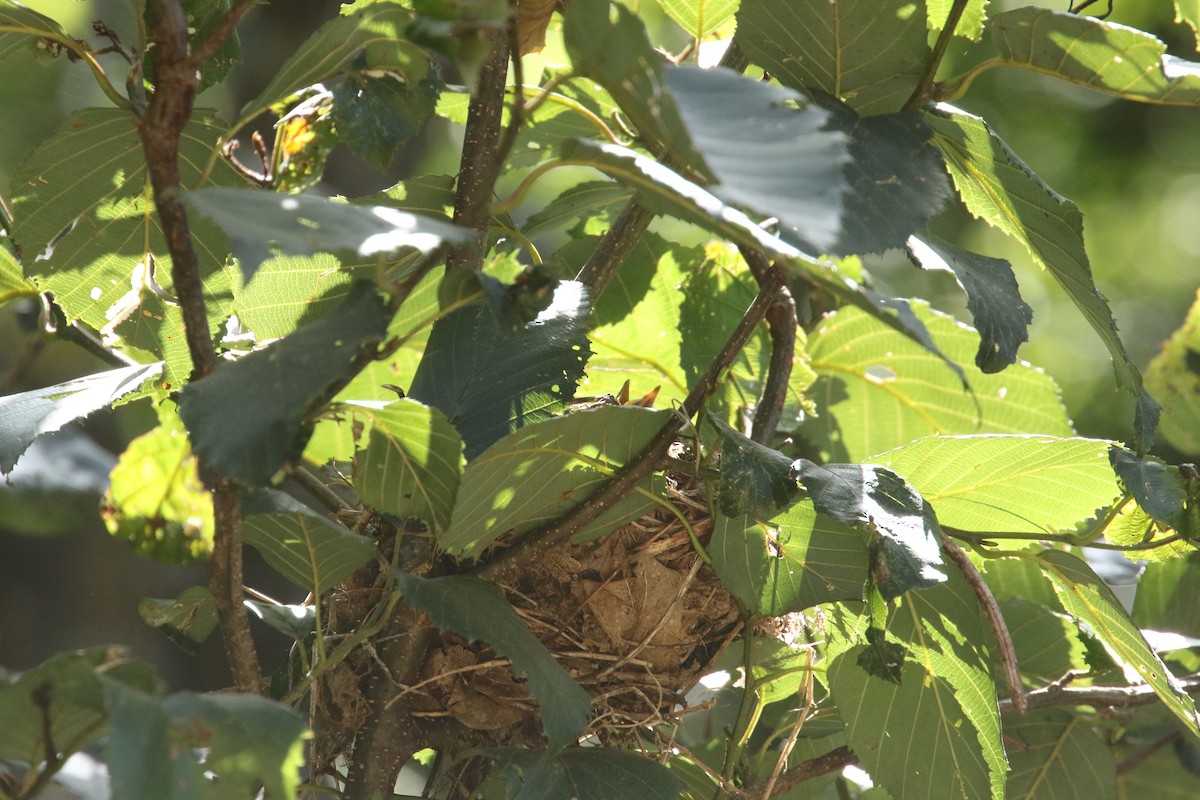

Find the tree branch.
xmin=999 ymin=677 xmax=1200 ymax=716
xmin=446 ymin=27 xmax=511 ymax=272
xmin=752 ymin=746 xmax=857 ymax=798
xmin=475 ymin=264 xmax=786 ymax=583
xmin=138 ymin=0 xmax=262 ymax=693
xmin=903 ymin=0 xmax=970 ymax=111
xmin=186 ymin=0 xmax=258 ymax=70
xmin=741 ymin=247 xmax=796 ymax=444
xmin=941 ymin=534 xmax=1026 ymax=714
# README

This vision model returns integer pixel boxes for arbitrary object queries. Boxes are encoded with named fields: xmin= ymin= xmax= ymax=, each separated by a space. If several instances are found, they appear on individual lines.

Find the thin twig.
xmin=445 ymin=27 xmax=510 ymax=272
xmin=1116 ymin=730 xmax=1181 ymax=775
xmin=186 ymin=0 xmax=258 ymax=69
xmin=476 ymin=266 xmax=785 ymax=581
xmin=902 ymin=0 xmax=971 ymax=111
xmin=757 ymin=649 xmax=815 ymax=799
xmin=741 ymin=247 xmax=796 ymax=444
xmin=763 ymin=746 xmax=858 ymax=797
xmin=998 ymin=676 xmax=1200 ymax=715
xmin=941 ymin=534 xmax=1026 ymax=714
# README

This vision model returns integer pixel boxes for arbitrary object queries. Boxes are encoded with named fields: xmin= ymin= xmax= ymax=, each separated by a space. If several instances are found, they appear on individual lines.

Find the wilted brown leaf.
xmin=517 ymin=0 xmax=566 ymax=55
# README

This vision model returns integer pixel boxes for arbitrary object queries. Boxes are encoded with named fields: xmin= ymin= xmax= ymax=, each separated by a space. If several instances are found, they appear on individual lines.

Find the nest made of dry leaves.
xmin=316 ymin=476 xmax=761 ymax=761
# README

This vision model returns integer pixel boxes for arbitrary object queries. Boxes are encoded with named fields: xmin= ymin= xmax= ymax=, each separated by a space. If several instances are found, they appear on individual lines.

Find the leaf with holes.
xmin=349 ymin=399 xmax=463 ymax=535
xmin=441 ymin=406 xmax=668 ymax=557
xmin=874 ymin=435 xmax=1121 ymax=535
xmin=394 ymin=572 xmax=591 ymax=749
xmin=803 ymin=302 xmax=1073 ymax=463
xmin=736 ymin=0 xmax=930 ymax=116
xmin=242 ymin=490 xmax=375 ymax=595
xmin=1039 ymin=549 xmax=1200 ymax=739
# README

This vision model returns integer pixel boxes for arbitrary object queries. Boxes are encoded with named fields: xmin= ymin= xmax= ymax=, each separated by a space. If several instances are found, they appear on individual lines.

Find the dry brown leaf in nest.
xmin=517 ymin=0 xmax=567 ymax=55
xmin=448 ymin=673 xmax=534 ymax=730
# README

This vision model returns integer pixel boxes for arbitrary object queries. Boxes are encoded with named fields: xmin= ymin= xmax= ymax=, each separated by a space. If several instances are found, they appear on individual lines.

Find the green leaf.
xmin=393 ymin=572 xmax=592 ymax=749
xmin=1001 ymin=598 xmax=1089 ymax=680
xmin=1178 ymin=0 xmax=1200 ymax=51
xmin=562 ymin=0 xmax=707 ymax=173
xmin=1117 ymin=737 xmax=1200 ymax=799
xmin=349 ymin=398 xmax=463 ymax=534
xmin=522 ymin=181 xmax=633 ymax=239
xmin=185 ymin=187 xmax=469 ymax=282
xmin=332 ymin=71 xmax=440 ymax=170
xmin=709 ymin=501 xmax=868 ymax=616
xmin=0 ymin=362 xmax=162 ymax=474
xmin=11 ymin=109 xmax=241 ymax=383
xmin=790 ymin=460 xmax=947 ymax=599
xmin=927 ymin=0 xmax=989 ymax=41
xmin=159 ymin=693 xmax=306 ymax=800
xmin=1109 ymin=446 xmax=1191 ymax=529
xmin=0 ymin=0 xmax=69 ymax=61
xmin=183 ymin=0 xmax=240 ymax=91
xmin=138 ymin=587 xmax=219 ymax=648
xmin=179 ymin=281 xmax=392 ymax=485
xmin=105 ymin=684 xmax=197 ymax=800
xmin=102 ymin=408 xmax=214 ymax=564
xmin=906 ymin=235 xmax=1031 ymax=373
xmin=874 ymin=435 xmax=1121 ymax=535
xmin=828 ymin=648 xmax=1000 ymax=800
xmin=1038 ymin=549 xmax=1200 ymax=739
xmin=0 ymin=648 xmax=154 ymax=766
xmin=238 ymin=1 xmax=427 ymax=130
xmin=1145 ymin=288 xmax=1200 ymax=455
xmin=958 ymin=7 xmax=1200 ymax=106
xmin=560 ymin=138 xmax=964 ymax=385
xmin=1133 ymin=556 xmax=1200 ymax=639
xmin=245 ymin=601 xmax=316 ymax=641
xmin=1005 ymin=709 xmax=1116 ymax=799
xmin=441 ymin=406 xmax=668 ymax=557
xmin=659 ymin=0 xmax=738 ymax=38
xmin=242 ymin=489 xmax=375 ymax=594
xmin=926 ymin=104 xmax=1159 ymax=448
xmin=0 ymin=244 xmax=36 ymax=305
xmin=663 ymin=66 xmax=950 ymax=256
xmin=710 ymin=417 xmax=796 ymax=518
xmin=509 ymin=748 xmax=684 ymax=800
xmin=736 ymin=0 xmax=931 ymax=116
xmin=803 ymin=302 xmax=1073 ymax=463
xmin=409 ymin=282 xmax=591 ymax=460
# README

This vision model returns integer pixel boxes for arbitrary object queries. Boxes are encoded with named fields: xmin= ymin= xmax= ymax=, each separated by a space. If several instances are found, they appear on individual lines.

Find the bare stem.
xmin=741 ymin=247 xmax=796 ymax=444
xmin=902 ymin=0 xmax=971 ymax=111
xmin=187 ymin=0 xmax=259 ymax=69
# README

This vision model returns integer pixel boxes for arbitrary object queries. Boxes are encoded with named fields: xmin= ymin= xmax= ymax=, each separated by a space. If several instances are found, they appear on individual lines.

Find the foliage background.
xmin=1 ymin=0 xmax=1198 ymax=693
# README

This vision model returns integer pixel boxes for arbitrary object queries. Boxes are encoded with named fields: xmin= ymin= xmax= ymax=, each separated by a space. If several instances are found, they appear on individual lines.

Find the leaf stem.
xmin=902 ymin=0 xmax=971 ymax=111
xmin=0 ymin=26 xmax=133 ymax=112
xmin=742 ymin=247 xmax=796 ymax=444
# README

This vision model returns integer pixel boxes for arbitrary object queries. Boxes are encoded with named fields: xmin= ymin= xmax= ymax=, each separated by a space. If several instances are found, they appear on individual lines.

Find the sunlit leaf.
xmin=0 ymin=0 xmax=70 ymax=61
xmin=957 ymin=7 xmax=1200 ymax=106
xmin=1145 ymin=287 xmax=1200 ymax=455
xmin=0 ymin=245 xmax=36 ymax=305
xmin=409 ymin=281 xmax=591 ymax=460
xmin=803 ymin=302 xmax=1073 ymax=463
xmin=1039 ymin=549 xmax=1200 ymax=739
xmin=102 ymin=408 xmax=214 ymax=564
xmin=659 ymin=0 xmax=738 ymax=38
xmin=522 ymin=181 xmax=632 ymax=239
xmin=875 ymin=435 xmax=1120 ymax=535
xmin=927 ymin=104 xmax=1159 ymax=448
xmin=736 ymin=0 xmax=930 ymax=116
xmin=927 ymin=0 xmax=989 ymax=41
xmin=349 ymin=398 xmax=464 ymax=535
xmin=1133 ymin=556 xmax=1200 ymax=639
xmin=1001 ymin=598 xmax=1089 ymax=680
xmin=0 ymin=361 xmax=162 ymax=475
xmin=394 ymin=572 xmax=591 ymax=749
xmin=179 ymin=281 xmax=391 ymax=485
xmin=441 ymin=406 xmax=668 ymax=557
xmin=242 ymin=489 xmax=375 ymax=595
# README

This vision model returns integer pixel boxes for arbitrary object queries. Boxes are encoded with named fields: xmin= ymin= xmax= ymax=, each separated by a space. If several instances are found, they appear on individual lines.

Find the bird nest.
xmin=314 ymin=476 xmax=743 ymax=762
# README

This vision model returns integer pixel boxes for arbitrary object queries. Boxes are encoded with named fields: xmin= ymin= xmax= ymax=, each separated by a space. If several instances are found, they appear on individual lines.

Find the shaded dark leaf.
xmin=332 ymin=70 xmax=440 ymax=170
xmin=790 ymin=459 xmax=947 ymax=598
xmin=393 ymin=572 xmax=591 ymax=749
xmin=710 ymin=417 xmax=797 ymax=518
xmin=1109 ymin=446 xmax=1189 ymax=528
xmin=493 ymin=747 xmax=684 ymax=800
xmin=857 ymin=627 xmax=905 ymax=684
xmin=409 ymin=281 xmax=591 ymax=459
xmin=907 ymin=234 xmax=1032 ymax=372
xmin=180 ymin=281 xmax=391 ymax=485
